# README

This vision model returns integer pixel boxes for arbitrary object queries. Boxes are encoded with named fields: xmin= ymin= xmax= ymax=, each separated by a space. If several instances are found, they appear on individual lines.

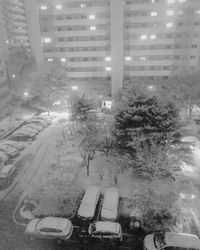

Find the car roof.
xmin=94 ymin=221 xmax=120 ymax=234
xmin=0 ymin=164 xmax=15 ymax=174
xmin=37 ymin=217 xmax=70 ymax=231
xmin=165 ymin=232 xmax=200 ymax=249
xmin=81 ymin=186 xmax=100 ymax=205
xmin=103 ymin=187 xmax=119 ymax=207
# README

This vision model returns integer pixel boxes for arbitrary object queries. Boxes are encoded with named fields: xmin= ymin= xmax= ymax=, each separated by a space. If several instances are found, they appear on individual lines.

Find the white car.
xmin=88 ymin=221 xmax=122 ymax=241
xmin=25 ymin=217 xmax=73 ymax=242
xmin=2 ymin=141 xmax=25 ymax=151
xmin=144 ymin=232 xmax=200 ymax=250
xmin=10 ymin=130 xmax=36 ymax=141
xmin=0 ymin=151 xmax=9 ymax=164
xmin=17 ymin=128 xmax=37 ymax=137
xmin=27 ymin=119 xmax=48 ymax=128
xmin=101 ymin=187 xmax=119 ymax=221
xmin=0 ymin=164 xmax=16 ymax=187
xmin=77 ymin=186 xmax=100 ymax=220
xmin=23 ymin=124 xmax=43 ymax=132
xmin=0 ymin=144 xmax=19 ymax=158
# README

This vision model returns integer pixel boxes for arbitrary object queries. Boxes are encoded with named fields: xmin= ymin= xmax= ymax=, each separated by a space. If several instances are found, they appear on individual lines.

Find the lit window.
xmin=167 ymin=0 xmax=175 ymax=3
xmin=56 ymin=4 xmax=62 ymax=9
xmin=12 ymin=74 xmax=16 ymax=78
xmin=195 ymin=10 xmax=200 ymax=14
xmin=150 ymin=34 xmax=156 ymax=39
xmin=72 ymin=86 xmax=78 ymax=90
xmin=6 ymin=40 xmax=9 ymax=44
xmin=151 ymin=12 xmax=158 ymax=16
xmin=105 ymin=67 xmax=111 ymax=71
xmin=61 ymin=58 xmax=66 ymax=62
xmin=89 ymin=14 xmax=95 ymax=20
xmin=179 ymin=0 xmax=185 ymax=2
xmin=166 ymin=22 xmax=173 ymax=28
xmin=140 ymin=35 xmax=147 ymax=40
xmin=47 ymin=58 xmax=53 ymax=62
xmin=140 ymin=57 xmax=146 ymax=61
xmin=43 ymin=38 xmax=51 ymax=43
xmin=152 ymin=0 xmax=156 ymax=2
xmin=166 ymin=10 xmax=174 ymax=15
xmin=81 ymin=4 xmax=86 ymax=8
xmin=125 ymin=56 xmax=132 ymax=61
xmin=105 ymin=57 xmax=111 ymax=62
xmin=40 ymin=5 xmax=47 ymax=10
xmin=90 ymin=26 xmax=96 ymax=31
xmin=178 ymin=10 xmax=184 ymax=15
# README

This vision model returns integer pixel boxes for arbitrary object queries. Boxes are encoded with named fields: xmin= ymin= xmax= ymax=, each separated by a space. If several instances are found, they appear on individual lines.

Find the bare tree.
xmin=79 ymin=121 xmax=98 ymax=176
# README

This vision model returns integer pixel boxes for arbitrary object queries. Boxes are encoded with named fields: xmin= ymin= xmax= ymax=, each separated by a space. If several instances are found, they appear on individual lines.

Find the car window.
xmin=39 ymin=228 xmax=62 ymax=233
xmin=154 ymin=233 xmax=166 ymax=249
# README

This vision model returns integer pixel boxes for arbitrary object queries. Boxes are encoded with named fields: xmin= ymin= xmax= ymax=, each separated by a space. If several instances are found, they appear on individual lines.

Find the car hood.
xmin=144 ymin=234 xmax=157 ymax=250
xmin=101 ymin=207 xmax=118 ymax=221
xmin=25 ymin=219 xmax=40 ymax=234
xmin=78 ymin=204 xmax=95 ymax=219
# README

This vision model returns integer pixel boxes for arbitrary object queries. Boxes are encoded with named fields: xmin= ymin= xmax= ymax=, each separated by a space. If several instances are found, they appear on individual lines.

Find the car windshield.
xmin=154 ymin=233 xmax=166 ymax=249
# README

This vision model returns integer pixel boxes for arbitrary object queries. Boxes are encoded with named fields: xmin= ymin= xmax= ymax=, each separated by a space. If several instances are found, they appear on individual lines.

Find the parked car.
xmin=0 ymin=164 xmax=16 ymax=187
xmin=88 ymin=221 xmax=122 ymax=241
xmin=10 ymin=131 xmax=36 ymax=141
xmin=27 ymin=119 xmax=48 ymax=128
xmin=144 ymin=232 xmax=200 ymax=250
xmin=0 ymin=151 xmax=9 ymax=164
xmin=0 ymin=144 xmax=19 ymax=158
xmin=23 ymin=123 xmax=43 ymax=132
xmin=17 ymin=128 xmax=38 ymax=137
xmin=20 ymin=127 xmax=39 ymax=135
xmin=35 ymin=116 xmax=52 ymax=125
xmin=78 ymin=186 xmax=100 ymax=221
xmin=101 ymin=187 xmax=119 ymax=221
xmin=2 ymin=141 xmax=25 ymax=151
xmin=25 ymin=217 xmax=73 ymax=242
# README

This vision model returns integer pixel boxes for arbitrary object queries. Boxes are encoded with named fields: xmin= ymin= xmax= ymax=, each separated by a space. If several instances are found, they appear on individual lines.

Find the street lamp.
xmin=12 ymin=74 xmax=16 ymax=78
xmin=72 ymin=86 xmax=78 ymax=90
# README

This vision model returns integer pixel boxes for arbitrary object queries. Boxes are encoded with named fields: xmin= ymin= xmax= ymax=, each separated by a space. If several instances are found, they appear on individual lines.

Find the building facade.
xmin=3 ymin=0 xmax=200 ymax=96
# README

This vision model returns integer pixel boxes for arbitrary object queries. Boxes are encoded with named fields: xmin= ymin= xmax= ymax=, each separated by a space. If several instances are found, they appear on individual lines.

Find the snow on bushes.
xmin=26 ymin=177 xmax=84 ymax=218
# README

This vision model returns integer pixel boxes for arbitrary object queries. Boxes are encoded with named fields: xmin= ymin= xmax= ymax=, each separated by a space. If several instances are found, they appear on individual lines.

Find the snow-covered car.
xmin=27 ymin=119 xmax=48 ymax=128
xmin=17 ymin=128 xmax=38 ymax=137
xmin=20 ymin=127 xmax=39 ymax=135
xmin=0 ymin=151 xmax=9 ymax=164
xmin=35 ymin=116 xmax=52 ymax=125
xmin=78 ymin=186 xmax=100 ymax=220
xmin=23 ymin=123 xmax=43 ymax=132
xmin=2 ymin=141 xmax=25 ymax=151
xmin=101 ymin=187 xmax=119 ymax=221
xmin=0 ymin=144 xmax=19 ymax=158
xmin=0 ymin=164 xmax=16 ymax=187
xmin=88 ymin=221 xmax=122 ymax=241
xmin=10 ymin=130 xmax=36 ymax=141
xmin=25 ymin=217 xmax=73 ymax=242
xmin=144 ymin=232 xmax=200 ymax=250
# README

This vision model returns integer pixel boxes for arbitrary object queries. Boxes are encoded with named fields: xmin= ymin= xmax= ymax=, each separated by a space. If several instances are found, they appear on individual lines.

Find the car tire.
xmin=56 ymin=238 xmax=63 ymax=244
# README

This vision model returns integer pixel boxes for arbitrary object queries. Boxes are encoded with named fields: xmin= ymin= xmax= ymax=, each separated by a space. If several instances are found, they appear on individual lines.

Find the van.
xmin=101 ymin=187 xmax=119 ymax=221
xmin=77 ymin=186 xmax=100 ymax=220
xmin=144 ymin=232 xmax=200 ymax=250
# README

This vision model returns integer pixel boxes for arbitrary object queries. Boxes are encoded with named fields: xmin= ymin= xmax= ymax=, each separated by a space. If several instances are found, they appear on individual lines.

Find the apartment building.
xmin=124 ymin=0 xmax=200 ymax=79
xmin=0 ymin=0 xmax=31 ymax=50
xmin=3 ymin=0 xmax=200 ymax=96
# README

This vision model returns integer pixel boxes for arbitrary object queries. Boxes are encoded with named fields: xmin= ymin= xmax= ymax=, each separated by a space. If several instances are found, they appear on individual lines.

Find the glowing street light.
xmin=12 ymin=74 xmax=16 ymax=78
xmin=72 ymin=86 xmax=78 ymax=90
